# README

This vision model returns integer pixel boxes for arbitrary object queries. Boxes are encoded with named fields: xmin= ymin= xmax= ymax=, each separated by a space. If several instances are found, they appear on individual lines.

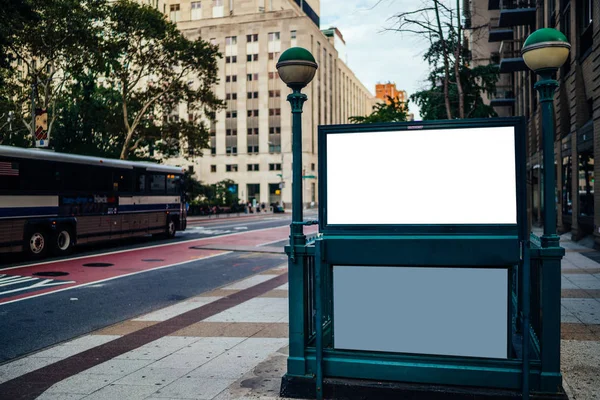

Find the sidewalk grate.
xmin=82 ymin=263 xmax=114 ymax=267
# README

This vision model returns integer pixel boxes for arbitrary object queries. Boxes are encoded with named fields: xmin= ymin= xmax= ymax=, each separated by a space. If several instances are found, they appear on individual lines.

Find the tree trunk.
xmin=455 ymin=0 xmax=465 ymax=118
xmin=434 ymin=0 xmax=452 ymax=120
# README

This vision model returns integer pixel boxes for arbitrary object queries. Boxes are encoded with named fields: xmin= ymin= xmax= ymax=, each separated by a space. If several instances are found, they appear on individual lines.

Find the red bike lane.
xmin=0 ymin=225 xmax=317 ymax=305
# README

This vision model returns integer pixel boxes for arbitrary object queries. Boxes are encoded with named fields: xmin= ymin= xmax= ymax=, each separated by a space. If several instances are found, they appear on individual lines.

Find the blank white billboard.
xmin=333 ymin=265 xmax=508 ymax=359
xmin=325 ymin=127 xmax=517 ymax=225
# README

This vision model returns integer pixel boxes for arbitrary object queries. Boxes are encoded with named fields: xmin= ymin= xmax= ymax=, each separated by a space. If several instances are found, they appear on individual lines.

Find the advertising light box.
xmin=323 ymin=125 xmax=518 ymax=226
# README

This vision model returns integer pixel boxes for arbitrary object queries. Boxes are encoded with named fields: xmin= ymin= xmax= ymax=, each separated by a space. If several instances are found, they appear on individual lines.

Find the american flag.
xmin=0 ymin=161 xmax=19 ymax=176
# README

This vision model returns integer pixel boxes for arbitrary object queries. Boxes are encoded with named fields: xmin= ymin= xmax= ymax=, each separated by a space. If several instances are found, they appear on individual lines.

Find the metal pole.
xmin=287 ymin=88 xmax=308 ymax=247
xmin=536 ymin=73 xmax=560 ymax=249
xmin=315 ymin=238 xmax=324 ymax=400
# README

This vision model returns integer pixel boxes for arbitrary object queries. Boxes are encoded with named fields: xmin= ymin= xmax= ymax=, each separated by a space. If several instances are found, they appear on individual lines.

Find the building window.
xmin=246 ymin=54 xmax=259 ymax=62
xmin=225 ymin=36 xmax=237 ymax=45
xmin=268 ymin=72 xmax=280 ymax=80
xmin=291 ymin=30 xmax=297 ymax=39
xmin=226 ymin=164 xmax=238 ymax=172
xmin=269 ymin=163 xmax=282 ymax=171
xmin=269 ymin=108 xmax=281 ymax=116
xmin=268 ymin=32 xmax=280 ymax=41
xmin=211 ymin=146 xmax=216 ymax=155
xmin=247 ymin=110 xmax=259 ymax=117
xmin=226 ymin=129 xmax=237 ymax=136
xmin=191 ymin=1 xmax=202 ymax=20
xmin=247 ymin=164 xmax=259 ymax=171
xmin=169 ymin=4 xmax=180 ymax=22
xmin=247 ymin=128 xmax=258 ymax=135
xmin=225 ymin=93 xmax=237 ymax=100
xmin=226 ymin=110 xmax=237 ymax=118
xmin=246 ymin=34 xmax=259 ymax=42
xmin=225 ymin=75 xmax=237 ymax=82
xmin=269 ymin=90 xmax=280 ymax=98
xmin=247 ymin=73 xmax=259 ymax=81
xmin=211 ymin=165 xmax=217 ymax=172
xmin=578 ymin=0 xmax=593 ymax=56
xmin=269 ymin=127 xmax=281 ymax=134
xmin=225 ymin=56 xmax=237 ymax=63
xmin=247 ymin=91 xmax=258 ymax=98
xmin=311 ymin=163 xmax=315 ymax=171
xmin=248 ymin=145 xmax=259 ymax=153
xmin=226 ymin=146 xmax=238 ymax=155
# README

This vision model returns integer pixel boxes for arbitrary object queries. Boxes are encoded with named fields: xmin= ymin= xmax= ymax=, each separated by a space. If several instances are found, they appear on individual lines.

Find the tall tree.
xmin=1 ymin=0 xmax=106 ymax=142
xmin=349 ymin=96 xmax=409 ymax=124
xmin=389 ymin=0 xmax=498 ymax=120
xmin=99 ymin=0 xmax=224 ymax=160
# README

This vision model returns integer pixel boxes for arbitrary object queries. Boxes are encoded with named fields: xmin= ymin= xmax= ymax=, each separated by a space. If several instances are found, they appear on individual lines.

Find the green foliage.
xmin=99 ymin=0 xmax=224 ymax=160
xmin=410 ymin=30 xmax=499 ymax=120
xmin=349 ymin=96 xmax=409 ymax=124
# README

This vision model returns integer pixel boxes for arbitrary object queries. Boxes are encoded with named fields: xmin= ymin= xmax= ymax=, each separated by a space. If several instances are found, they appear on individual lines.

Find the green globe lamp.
xmin=276 ymin=47 xmax=318 ymax=90
xmin=522 ymin=28 xmax=571 ymax=249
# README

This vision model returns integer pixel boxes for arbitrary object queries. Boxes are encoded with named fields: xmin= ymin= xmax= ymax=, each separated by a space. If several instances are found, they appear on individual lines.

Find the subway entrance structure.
xmin=278 ymin=117 xmax=567 ymax=399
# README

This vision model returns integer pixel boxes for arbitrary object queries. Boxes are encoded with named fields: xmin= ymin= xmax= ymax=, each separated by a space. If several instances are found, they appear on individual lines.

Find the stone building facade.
xmin=146 ymin=0 xmax=374 ymax=208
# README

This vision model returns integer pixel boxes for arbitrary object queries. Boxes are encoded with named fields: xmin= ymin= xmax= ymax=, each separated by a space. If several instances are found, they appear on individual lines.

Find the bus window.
xmin=115 ymin=170 xmax=133 ymax=193
xmin=0 ymin=158 xmax=20 ymax=192
xmin=20 ymin=159 xmax=58 ymax=192
xmin=136 ymin=173 xmax=146 ymax=193
xmin=150 ymin=174 xmax=166 ymax=193
xmin=166 ymin=174 xmax=179 ymax=194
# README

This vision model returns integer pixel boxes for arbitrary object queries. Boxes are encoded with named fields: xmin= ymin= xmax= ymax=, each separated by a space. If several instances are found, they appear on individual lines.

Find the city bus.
xmin=0 ymin=145 xmax=187 ymax=259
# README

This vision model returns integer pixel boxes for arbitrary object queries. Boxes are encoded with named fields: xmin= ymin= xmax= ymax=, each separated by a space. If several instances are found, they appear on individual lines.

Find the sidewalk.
xmin=0 ymin=234 xmax=598 ymax=400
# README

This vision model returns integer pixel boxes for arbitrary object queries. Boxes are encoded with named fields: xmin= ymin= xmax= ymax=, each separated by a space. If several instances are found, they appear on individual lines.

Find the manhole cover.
xmin=142 ymin=259 xmax=165 ymax=262
xmin=82 ymin=263 xmax=113 ymax=267
xmin=33 ymin=271 xmax=69 ymax=277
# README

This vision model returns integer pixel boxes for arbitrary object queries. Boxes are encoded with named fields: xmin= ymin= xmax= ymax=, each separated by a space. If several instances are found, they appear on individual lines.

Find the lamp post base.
xmin=541 ymin=233 xmax=561 ymax=248
xmin=280 ymin=374 xmax=569 ymax=400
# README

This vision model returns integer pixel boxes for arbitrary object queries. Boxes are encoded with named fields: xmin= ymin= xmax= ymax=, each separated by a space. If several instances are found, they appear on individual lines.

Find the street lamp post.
xmin=276 ymin=48 xmax=318 ymax=246
xmin=522 ymin=28 xmax=571 ymax=248
xmin=521 ymin=27 xmax=570 ymax=395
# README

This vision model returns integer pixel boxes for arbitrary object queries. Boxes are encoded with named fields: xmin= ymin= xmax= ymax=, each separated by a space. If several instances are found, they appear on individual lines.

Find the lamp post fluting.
xmin=276 ymin=47 xmax=318 ymax=246
xmin=522 ymin=28 xmax=571 ymax=249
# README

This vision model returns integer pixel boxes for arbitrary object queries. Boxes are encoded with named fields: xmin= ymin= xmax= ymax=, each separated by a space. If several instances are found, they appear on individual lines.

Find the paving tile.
xmin=562 ymin=268 xmax=600 ymax=274
xmin=194 ymin=289 xmax=239 ymax=298
xmin=80 ymin=383 xmax=160 ymax=400
xmin=562 ymin=298 xmax=600 ymax=324
xmin=28 ymin=335 xmax=122 ymax=359
xmin=220 ymin=275 xmax=277 ymax=290
xmin=149 ymin=353 xmax=217 ymax=370
xmin=562 ymin=274 xmax=600 ymax=290
xmin=79 ymin=359 xmax=154 ymax=376
xmin=114 ymin=366 xmax=190 ymax=386
xmin=154 ymin=377 xmax=234 ymax=399
xmin=252 ymin=323 xmax=288 ymax=338
xmin=92 ymin=321 xmax=159 ymax=336
xmin=172 ymin=322 xmax=269 ymax=338
xmin=133 ymin=298 xmax=222 ymax=322
xmin=257 ymin=290 xmax=289 ymax=298
xmin=187 ymin=338 xmax=288 ymax=379
xmin=45 ymin=373 xmax=121 ymax=395
xmin=560 ymin=305 xmax=581 ymax=323
xmin=204 ymin=298 xmax=288 ymax=323
xmin=274 ymin=283 xmax=288 ymax=291
xmin=173 ymin=337 xmax=247 ymax=356
xmin=561 ymin=289 xmax=600 ymax=298
xmin=561 ymin=276 xmax=579 ymax=290
xmin=0 ymin=356 xmax=62 ymax=384
xmin=35 ymin=393 xmax=86 ymax=400
xmin=115 ymin=337 xmax=201 ymax=360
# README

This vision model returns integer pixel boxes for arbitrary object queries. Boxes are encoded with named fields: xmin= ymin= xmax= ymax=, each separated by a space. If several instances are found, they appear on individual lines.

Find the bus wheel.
xmin=26 ymin=230 xmax=48 ymax=259
xmin=166 ymin=219 xmax=176 ymax=238
xmin=53 ymin=227 xmax=74 ymax=256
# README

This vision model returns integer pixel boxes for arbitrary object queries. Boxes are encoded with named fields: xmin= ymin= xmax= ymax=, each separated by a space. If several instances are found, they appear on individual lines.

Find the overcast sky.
xmin=320 ymin=0 xmax=431 ymax=119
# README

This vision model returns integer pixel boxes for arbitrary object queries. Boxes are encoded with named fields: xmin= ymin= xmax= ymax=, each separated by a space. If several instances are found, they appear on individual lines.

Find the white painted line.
xmin=0 ymin=224 xmax=287 ymax=272
xmin=0 ymin=278 xmax=76 ymax=296
xmin=0 ymin=252 xmax=232 ymax=307
xmin=256 ymin=238 xmax=287 ymax=247
xmin=0 ymin=276 xmax=39 ymax=287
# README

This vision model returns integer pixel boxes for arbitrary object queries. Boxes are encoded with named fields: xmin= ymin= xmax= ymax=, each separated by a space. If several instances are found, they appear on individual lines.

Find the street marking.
xmin=0 ymin=276 xmax=39 ymax=287
xmin=0 ymin=275 xmax=75 ymax=296
xmin=0 ymin=252 xmax=232 ymax=307
xmin=234 ymin=227 xmax=248 ymax=230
